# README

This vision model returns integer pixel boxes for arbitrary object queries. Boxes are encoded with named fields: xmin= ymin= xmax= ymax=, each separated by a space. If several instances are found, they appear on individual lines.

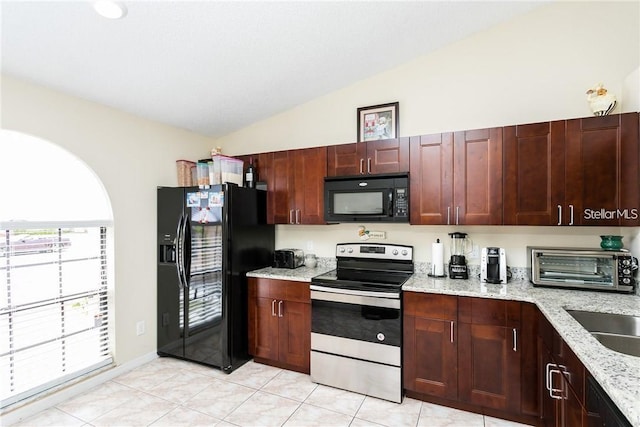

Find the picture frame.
xmin=357 ymin=102 xmax=399 ymax=142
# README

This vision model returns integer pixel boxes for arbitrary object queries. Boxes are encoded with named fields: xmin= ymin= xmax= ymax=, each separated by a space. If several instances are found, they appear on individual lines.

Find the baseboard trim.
xmin=1 ymin=352 xmax=158 ymax=426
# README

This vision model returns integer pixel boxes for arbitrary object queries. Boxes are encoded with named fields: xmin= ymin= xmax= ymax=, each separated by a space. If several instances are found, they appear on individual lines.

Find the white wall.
xmin=214 ymin=1 xmax=640 ymax=265
xmin=1 ymin=75 xmax=213 ymax=365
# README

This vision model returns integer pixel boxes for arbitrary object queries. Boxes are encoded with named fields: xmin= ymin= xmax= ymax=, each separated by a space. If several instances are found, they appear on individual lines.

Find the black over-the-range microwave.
xmin=324 ymin=173 xmax=409 ymax=223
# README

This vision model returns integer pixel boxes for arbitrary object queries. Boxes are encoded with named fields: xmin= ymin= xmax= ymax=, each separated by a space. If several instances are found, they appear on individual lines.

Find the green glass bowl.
xmin=600 ymin=235 xmax=624 ymax=250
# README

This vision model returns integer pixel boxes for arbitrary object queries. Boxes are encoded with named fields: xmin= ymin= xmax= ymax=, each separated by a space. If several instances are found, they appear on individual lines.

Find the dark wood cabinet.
xmin=538 ymin=312 xmax=588 ymax=427
xmin=248 ymin=277 xmax=310 ymax=373
xmin=503 ymin=121 xmax=566 ymax=225
xmin=259 ymin=147 xmax=326 ymax=224
xmin=327 ymin=138 xmax=409 ymax=176
xmin=457 ymin=297 xmax=520 ymax=413
xmin=404 ymin=293 xmax=537 ymax=424
xmin=409 ymin=128 xmax=502 ymax=225
xmin=403 ymin=293 xmax=458 ymax=400
xmin=409 ymin=132 xmax=453 ymax=225
xmin=504 ymin=113 xmax=640 ymax=226
xmin=565 ymin=112 xmax=639 ymax=226
xmin=521 ymin=302 xmax=539 ymax=418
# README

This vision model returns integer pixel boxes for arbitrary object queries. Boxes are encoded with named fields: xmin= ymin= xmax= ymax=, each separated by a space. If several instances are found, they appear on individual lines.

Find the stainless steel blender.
xmin=448 ymin=232 xmax=471 ymax=279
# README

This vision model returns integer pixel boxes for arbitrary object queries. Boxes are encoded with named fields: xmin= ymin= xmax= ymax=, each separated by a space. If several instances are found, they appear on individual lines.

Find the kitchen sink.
xmin=566 ymin=309 xmax=640 ymax=357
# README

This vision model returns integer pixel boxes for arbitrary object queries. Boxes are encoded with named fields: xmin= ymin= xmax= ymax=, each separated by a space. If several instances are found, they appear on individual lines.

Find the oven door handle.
xmin=310 ymin=288 xmax=401 ymax=309
xmin=310 ymin=284 xmax=401 ymax=299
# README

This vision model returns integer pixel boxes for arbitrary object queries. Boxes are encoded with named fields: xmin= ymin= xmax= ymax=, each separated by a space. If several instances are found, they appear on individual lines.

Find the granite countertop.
xmin=246 ymin=265 xmax=334 ymax=282
xmin=247 ymin=266 xmax=640 ymax=426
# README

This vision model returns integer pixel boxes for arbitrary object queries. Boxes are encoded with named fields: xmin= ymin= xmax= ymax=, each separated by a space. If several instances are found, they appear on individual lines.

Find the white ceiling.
xmin=1 ymin=1 xmax=545 ymax=138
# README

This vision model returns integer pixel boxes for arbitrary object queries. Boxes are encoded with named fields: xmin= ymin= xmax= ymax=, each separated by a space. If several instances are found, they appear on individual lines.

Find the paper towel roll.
xmin=431 ymin=240 xmax=445 ymax=276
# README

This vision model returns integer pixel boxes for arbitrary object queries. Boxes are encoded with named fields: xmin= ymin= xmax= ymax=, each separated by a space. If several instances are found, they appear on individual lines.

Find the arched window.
xmin=0 ymin=130 xmax=113 ymax=408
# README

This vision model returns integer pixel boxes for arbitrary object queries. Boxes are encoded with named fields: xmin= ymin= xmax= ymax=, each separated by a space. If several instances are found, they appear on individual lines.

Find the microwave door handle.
xmin=388 ymin=191 xmax=394 ymax=217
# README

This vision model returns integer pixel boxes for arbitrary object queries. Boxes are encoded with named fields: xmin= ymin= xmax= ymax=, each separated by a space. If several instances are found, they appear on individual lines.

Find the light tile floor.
xmin=11 ymin=358 xmax=532 ymax=427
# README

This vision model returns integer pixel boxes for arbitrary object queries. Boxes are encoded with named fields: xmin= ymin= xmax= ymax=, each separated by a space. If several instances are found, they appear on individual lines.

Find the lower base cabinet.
xmin=248 ymin=277 xmax=310 ymax=373
xmin=403 ymin=292 xmax=537 ymax=425
xmin=403 ymin=293 xmax=458 ymax=400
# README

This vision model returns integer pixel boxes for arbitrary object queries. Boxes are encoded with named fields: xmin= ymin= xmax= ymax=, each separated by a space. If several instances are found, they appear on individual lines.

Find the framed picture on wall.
xmin=357 ymin=102 xmax=399 ymax=142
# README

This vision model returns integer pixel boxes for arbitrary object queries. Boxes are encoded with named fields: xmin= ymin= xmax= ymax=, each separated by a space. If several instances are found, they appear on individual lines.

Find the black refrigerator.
xmin=157 ymin=184 xmax=274 ymax=373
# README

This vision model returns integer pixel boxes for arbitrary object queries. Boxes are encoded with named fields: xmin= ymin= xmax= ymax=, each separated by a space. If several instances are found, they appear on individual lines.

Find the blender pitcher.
xmin=449 ymin=232 xmax=472 ymax=279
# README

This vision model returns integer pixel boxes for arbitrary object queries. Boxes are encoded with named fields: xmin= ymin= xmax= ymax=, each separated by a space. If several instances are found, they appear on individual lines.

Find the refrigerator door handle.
xmin=182 ymin=214 xmax=192 ymax=288
xmin=175 ymin=214 xmax=185 ymax=290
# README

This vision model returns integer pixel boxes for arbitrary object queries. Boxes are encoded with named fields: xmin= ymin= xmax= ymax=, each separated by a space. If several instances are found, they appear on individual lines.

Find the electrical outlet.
xmin=306 ymin=240 xmax=314 ymax=251
xmin=471 ymin=244 xmax=480 ymax=258
xmin=136 ymin=320 xmax=145 ymax=336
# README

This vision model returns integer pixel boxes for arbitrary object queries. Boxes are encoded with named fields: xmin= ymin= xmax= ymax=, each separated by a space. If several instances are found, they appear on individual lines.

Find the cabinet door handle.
xmin=271 ymin=299 xmax=277 ymax=317
xmin=367 ymin=158 xmax=372 ymax=174
xmin=512 ymin=328 xmax=517 ymax=352
xmin=557 ymin=205 xmax=562 ymax=226
xmin=569 ymin=204 xmax=574 ymax=226
xmin=278 ymin=300 xmax=283 ymax=317
xmin=296 ymin=209 xmax=301 ymax=224
xmin=546 ymin=363 xmax=567 ymax=400
xmin=447 ymin=207 xmax=451 ymax=225
xmin=359 ymin=158 xmax=365 ymax=175
xmin=289 ymin=210 xmax=294 ymax=224
xmin=450 ymin=321 xmax=455 ymax=343
xmin=456 ymin=206 xmax=460 ymax=225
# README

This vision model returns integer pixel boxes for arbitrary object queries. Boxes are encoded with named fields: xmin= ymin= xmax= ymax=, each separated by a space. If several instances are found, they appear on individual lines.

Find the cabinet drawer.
xmin=249 ymin=277 xmax=310 ymax=303
xmin=458 ymin=296 xmax=520 ymax=326
xmin=404 ymin=292 xmax=457 ymax=319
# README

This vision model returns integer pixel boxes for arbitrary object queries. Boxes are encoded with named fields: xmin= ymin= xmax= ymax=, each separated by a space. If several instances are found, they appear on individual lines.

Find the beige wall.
xmin=216 ymin=2 xmax=639 ymax=154
xmin=1 ymin=75 xmax=213 ymax=365
xmin=214 ymin=1 xmax=640 ymax=266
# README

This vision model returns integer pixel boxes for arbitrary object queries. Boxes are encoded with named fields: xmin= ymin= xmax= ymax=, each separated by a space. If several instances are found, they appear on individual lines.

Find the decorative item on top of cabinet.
xmin=409 ymin=128 xmax=502 ymax=225
xmin=327 ymin=137 xmax=409 ymax=176
xmin=586 ymin=83 xmax=617 ymax=116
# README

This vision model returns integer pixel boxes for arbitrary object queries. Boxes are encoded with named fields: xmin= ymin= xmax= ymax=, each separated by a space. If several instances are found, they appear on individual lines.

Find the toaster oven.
xmin=527 ymin=247 xmax=637 ymax=293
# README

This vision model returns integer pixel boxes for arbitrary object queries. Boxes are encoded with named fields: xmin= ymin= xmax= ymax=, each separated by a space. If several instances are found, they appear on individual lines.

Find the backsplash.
xmin=287 ymin=258 xmax=639 ymax=295
xmin=414 ymin=262 xmax=528 ymax=281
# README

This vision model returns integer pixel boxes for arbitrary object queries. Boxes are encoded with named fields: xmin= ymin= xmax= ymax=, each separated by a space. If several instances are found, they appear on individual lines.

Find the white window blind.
xmin=0 ymin=226 xmax=112 ymax=408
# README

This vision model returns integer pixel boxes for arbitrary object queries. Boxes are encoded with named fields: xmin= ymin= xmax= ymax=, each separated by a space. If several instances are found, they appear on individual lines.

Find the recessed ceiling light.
xmin=93 ymin=1 xmax=128 ymax=20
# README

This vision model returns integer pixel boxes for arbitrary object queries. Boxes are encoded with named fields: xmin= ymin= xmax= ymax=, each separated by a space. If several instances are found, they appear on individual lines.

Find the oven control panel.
xmin=336 ymin=243 xmax=413 ymax=261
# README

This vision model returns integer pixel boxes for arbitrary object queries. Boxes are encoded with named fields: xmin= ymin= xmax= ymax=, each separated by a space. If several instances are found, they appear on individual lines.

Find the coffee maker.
xmin=448 ymin=232 xmax=471 ymax=279
xmin=481 ymin=247 xmax=507 ymax=284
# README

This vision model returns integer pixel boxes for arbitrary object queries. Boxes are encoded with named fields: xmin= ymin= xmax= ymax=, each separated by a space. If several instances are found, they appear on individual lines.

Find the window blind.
xmin=0 ymin=226 xmax=112 ymax=408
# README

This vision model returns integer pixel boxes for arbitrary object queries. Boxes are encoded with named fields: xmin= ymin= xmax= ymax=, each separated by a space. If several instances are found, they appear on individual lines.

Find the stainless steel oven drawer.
xmin=310 ymin=350 xmax=402 ymax=403
xmin=311 ymin=333 xmax=400 ymax=366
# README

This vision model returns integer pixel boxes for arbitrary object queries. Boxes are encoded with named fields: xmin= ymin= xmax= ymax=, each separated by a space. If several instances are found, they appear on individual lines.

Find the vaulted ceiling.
xmin=1 ymin=1 xmax=545 ymax=137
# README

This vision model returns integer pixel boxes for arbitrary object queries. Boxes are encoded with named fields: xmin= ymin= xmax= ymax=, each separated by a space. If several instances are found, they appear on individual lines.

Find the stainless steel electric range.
xmin=310 ymin=242 xmax=414 ymax=403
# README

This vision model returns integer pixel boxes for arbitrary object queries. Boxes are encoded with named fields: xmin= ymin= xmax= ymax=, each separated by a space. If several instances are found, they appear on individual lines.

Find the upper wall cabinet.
xmin=565 ymin=113 xmax=639 ymax=226
xmin=503 ymin=121 xmax=565 ymax=225
xmin=504 ymin=113 xmax=639 ymax=226
xmin=327 ymin=138 xmax=409 ymax=176
xmin=410 ymin=128 xmax=503 ymax=225
xmin=262 ymin=147 xmax=326 ymax=225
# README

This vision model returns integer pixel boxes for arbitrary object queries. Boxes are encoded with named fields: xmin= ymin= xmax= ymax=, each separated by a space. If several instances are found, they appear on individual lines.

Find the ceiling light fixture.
xmin=93 ymin=1 xmax=127 ymax=20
